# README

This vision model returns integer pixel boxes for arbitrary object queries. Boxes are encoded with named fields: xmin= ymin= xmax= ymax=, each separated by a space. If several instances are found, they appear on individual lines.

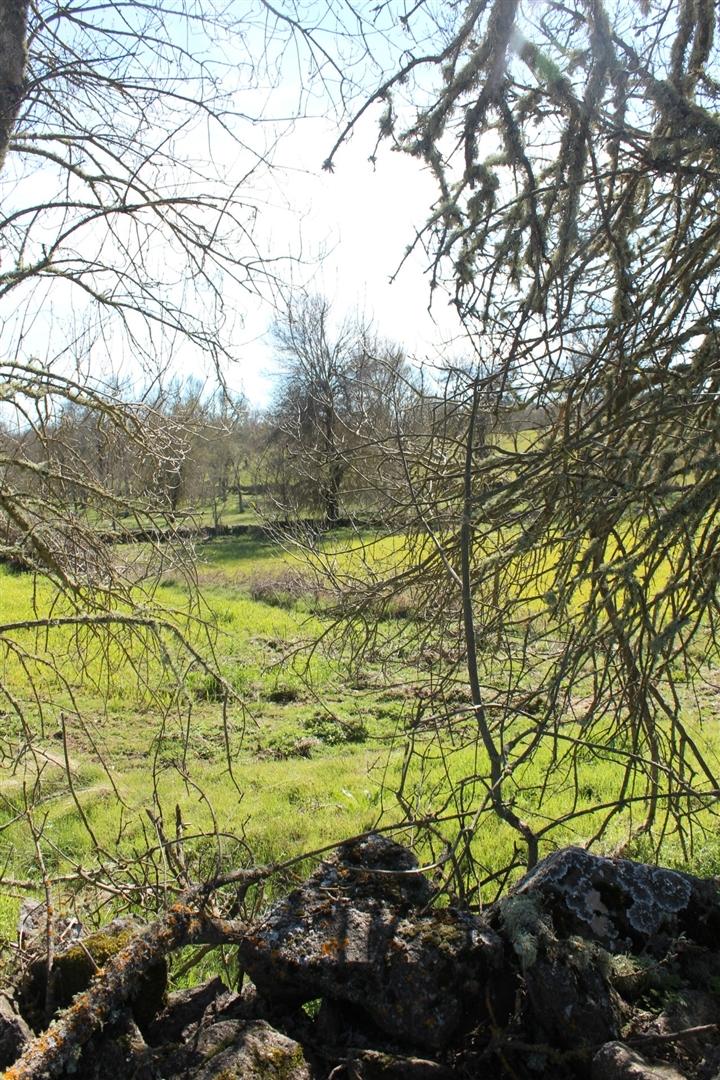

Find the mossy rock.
xmin=18 ymin=918 xmax=167 ymax=1032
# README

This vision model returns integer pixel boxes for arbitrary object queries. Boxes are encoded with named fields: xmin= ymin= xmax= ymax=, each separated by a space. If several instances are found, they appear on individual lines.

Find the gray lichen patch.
xmin=511 ymin=847 xmax=707 ymax=954
xmin=237 ymin=834 xmax=503 ymax=1049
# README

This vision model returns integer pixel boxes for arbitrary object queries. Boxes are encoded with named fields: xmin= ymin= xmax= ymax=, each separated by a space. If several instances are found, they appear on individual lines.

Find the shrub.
xmin=303 ymin=710 xmax=368 ymax=745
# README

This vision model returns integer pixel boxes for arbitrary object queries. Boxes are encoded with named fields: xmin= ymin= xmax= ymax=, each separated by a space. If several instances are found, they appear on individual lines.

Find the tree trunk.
xmin=324 ymin=484 xmax=339 ymax=526
xmin=0 ymin=0 xmax=28 ymax=175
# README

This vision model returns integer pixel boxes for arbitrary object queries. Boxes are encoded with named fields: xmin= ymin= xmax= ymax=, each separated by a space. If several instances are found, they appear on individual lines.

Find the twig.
xmin=628 ymin=1023 xmax=719 ymax=1045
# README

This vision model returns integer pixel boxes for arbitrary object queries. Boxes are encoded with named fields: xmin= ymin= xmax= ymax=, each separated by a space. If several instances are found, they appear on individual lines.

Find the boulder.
xmin=509 ymin=847 xmax=720 ymax=954
xmin=313 ymin=996 xmax=390 ymax=1053
xmin=238 ymin=834 xmax=503 ymax=1049
xmin=184 ymin=1018 xmax=311 ymax=1079
xmin=0 ymin=992 xmax=31 ymax=1070
xmin=592 ymin=1041 xmax=688 ymax=1080
xmin=522 ymin=945 xmax=620 ymax=1050
xmin=8 ymin=840 xmax=720 ymax=1080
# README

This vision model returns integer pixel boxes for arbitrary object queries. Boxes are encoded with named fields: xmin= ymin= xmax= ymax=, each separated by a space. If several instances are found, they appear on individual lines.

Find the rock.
xmin=75 ymin=1012 xmax=154 ymax=1080
xmin=347 ymin=1048 xmax=452 ymax=1078
xmin=673 ymin=939 xmax=720 ymax=992
xmin=145 ymin=976 xmax=227 ymax=1046
xmin=186 ymin=1018 xmax=311 ymax=1079
xmin=9 ymin=842 xmax=720 ymax=1079
xmin=315 ymin=834 xmax=435 ymax=909
xmin=16 ymin=900 xmax=83 ymax=949
xmin=510 ymin=847 xmax=720 ymax=954
xmin=238 ymin=833 xmax=503 ymax=1049
xmin=498 ymin=887 xmax=620 ymax=1055
xmin=522 ymin=943 xmax=620 ymax=1051
xmin=0 ymin=991 xmax=31 ymax=1070
xmin=592 ymin=1041 xmax=688 ymax=1079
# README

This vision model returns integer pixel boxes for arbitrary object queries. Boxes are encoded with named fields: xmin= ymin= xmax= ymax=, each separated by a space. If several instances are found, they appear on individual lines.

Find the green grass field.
xmin=2 ymin=527 xmax=720 ymax=957
xmin=0 ymin=534 xmax=412 ymax=942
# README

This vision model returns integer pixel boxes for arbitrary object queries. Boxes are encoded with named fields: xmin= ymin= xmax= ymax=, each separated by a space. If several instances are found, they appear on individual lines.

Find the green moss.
xmin=209 ymin=1040 xmax=306 ymax=1079
xmin=609 ymin=953 xmax=654 ymax=1000
xmin=55 ymin=926 xmax=166 ymax=1028
xmin=21 ymin=922 xmax=167 ymax=1032
xmin=249 ymin=1040 xmax=307 ymax=1078
xmin=409 ymin=915 xmax=466 ymax=955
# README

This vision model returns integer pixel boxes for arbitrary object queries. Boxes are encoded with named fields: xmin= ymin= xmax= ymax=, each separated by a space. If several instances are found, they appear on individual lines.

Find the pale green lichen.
xmin=499 ymin=894 xmax=554 ymax=972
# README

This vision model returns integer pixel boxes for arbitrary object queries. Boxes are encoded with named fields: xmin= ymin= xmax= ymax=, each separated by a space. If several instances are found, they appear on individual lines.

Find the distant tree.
xmin=0 ymin=0 xmax=308 ymax=578
xmin=267 ymin=293 xmax=412 ymax=524
xmin=6 ymin=0 xmax=720 ymax=919
xmin=174 ymin=388 xmax=251 ymax=526
xmin=0 ymin=0 xmax=316 ymax=910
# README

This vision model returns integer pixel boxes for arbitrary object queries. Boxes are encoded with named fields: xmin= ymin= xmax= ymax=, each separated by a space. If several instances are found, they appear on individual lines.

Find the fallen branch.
xmin=2 ymin=899 xmax=248 ymax=1080
xmin=628 ymin=1023 xmax=720 ymax=1046
xmin=2 ymin=825 xmax=436 ymax=1080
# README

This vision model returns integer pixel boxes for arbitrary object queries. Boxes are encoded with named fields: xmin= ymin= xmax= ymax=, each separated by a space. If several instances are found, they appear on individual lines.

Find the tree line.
xmin=4 ymin=291 xmax=545 ymax=546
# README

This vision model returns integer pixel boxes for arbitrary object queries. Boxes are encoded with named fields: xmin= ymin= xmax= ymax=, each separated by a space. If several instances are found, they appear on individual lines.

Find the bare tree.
xmin=266 ymin=293 xmax=412 ymax=525
xmin=0 ymin=0 xmax=308 ymax=917
xmin=6 ymin=0 xmax=720 ymax=926
xmin=277 ymin=0 xmax=720 ymax=896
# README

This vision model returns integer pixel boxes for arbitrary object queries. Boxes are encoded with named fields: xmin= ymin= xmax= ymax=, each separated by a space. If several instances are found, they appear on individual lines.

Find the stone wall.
xmin=3 ymin=838 xmax=720 ymax=1079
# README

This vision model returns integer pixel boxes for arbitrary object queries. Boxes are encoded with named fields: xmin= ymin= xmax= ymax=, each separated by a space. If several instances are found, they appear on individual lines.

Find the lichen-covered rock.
xmin=9 ymin=843 xmax=720 ymax=1080
xmin=185 ymin=1018 xmax=311 ymax=1079
xmin=510 ymin=847 xmax=720 ymax=954
xmin=309 ymin=834 xmax=434 ymax=910
xmin=0 ymin=991 xmax=31 ymax=1070
xmin=238 ymin=834 xmax=503 ymax=1050
xmin=592 ymin=1041 xmax=688 ymax=1080
xmin=16 ymin=900 xmax=83 ymax=948
xmin=346 ymin=1048 xmax=452 ymax=1078
xmin=522 ymin=944 xmax=620 ymax=1050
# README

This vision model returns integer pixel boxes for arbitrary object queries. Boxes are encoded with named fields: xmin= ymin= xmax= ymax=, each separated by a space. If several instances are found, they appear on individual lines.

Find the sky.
xmin=0 ymin=0 xmax=468 ymax=414
xmin=224 ymin=108 xmax=465 ymax=407
xmin=193 ymin=3 xmax=469 ymax=407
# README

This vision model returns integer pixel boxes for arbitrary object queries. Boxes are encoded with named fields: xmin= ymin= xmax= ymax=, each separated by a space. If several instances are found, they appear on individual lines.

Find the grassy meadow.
xmin=2 ymin=525 xmax=720 ymax=960
xmin=0 ymin=533 xmax=411 ymax=943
